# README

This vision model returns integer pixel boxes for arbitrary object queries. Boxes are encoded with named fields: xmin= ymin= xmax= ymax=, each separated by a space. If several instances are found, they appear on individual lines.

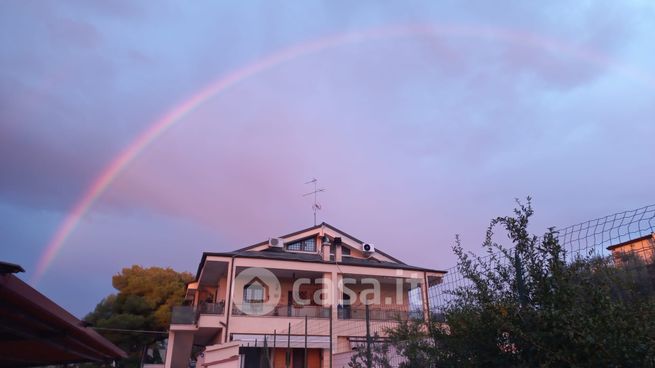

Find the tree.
xmin=348 ymin=333 xmax=393 ymax=368
xmin=84 ymin=265 xmax=193 ymax=367
xmin=389 ymin=198 xmax=655 ymax=367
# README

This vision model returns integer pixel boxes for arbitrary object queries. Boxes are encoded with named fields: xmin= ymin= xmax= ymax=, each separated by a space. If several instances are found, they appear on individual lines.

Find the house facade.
xmin=164 ymin=223 xmax=445 ymax=368
xmin=607 ymin=232 xmax=655 ymax=266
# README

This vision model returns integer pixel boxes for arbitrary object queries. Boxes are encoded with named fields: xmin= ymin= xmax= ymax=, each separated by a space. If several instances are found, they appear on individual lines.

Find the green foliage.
xmin=387 ymin=317 xmax=437 ymax=368
xmin=84 ymin=265 xmax=193 ymax=367
xmin=389 ymin=198 xmax=655 ymax=367
xmin=348 ymin=333 xmax=393 ymax=368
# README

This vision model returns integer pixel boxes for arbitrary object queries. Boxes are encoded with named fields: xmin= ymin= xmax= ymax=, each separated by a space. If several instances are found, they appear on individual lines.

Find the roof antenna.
xmin=303 ymin=178 xmax=326 ymax=226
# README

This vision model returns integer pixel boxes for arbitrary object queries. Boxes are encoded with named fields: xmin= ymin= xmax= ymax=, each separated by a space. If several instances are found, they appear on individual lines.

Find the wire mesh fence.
xmin=428 ymin=204 xmax=655 ymax=315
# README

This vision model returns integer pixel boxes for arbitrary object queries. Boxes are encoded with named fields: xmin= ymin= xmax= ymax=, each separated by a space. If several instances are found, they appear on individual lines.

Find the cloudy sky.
xmin=1 ymin=1 xmax=654 ymax=317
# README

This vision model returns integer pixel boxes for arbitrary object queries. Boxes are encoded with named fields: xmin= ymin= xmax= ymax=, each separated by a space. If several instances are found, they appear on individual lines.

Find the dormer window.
xmin=286 ymin=237 xmax=316 ymax=252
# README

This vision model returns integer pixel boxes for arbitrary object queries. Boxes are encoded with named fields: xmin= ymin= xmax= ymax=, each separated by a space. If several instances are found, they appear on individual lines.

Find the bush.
xmin=389 ymin=199 xmax=655 ymax=367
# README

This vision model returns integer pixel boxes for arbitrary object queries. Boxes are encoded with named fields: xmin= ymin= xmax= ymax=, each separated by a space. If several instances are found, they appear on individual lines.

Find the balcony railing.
xmin=198 ymin=302 xmax=225 ymax=315
xmin=171 ymin=302 xmax=225 ymax=325
xmin=171 ymin=306 xmax=196 ymax=324
xmin=232 ymin=303 xmax=330 ymax=318
xmin=337 ymin=306 xmax=421 ymax=321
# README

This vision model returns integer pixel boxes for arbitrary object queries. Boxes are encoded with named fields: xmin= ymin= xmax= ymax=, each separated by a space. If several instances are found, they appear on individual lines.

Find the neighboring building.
xmin=607 ymin=232 xmax=655 ymax=266
xmin=164 ymin=223 xmax=445 ymax=368
xmin=0 ymin=261 xmax=126 ymax=367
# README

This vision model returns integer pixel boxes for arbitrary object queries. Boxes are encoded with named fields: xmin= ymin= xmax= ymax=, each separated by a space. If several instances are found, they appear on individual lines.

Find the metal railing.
xmin=337 ymin=306 xmax=418 ymax=320
xmin=171 ymin=302 xmax=225 ymax=324
xmin=232 ymin=303 xmax=330 ymax=318
xmin=198 ymin=302 xmax=225 ymax=315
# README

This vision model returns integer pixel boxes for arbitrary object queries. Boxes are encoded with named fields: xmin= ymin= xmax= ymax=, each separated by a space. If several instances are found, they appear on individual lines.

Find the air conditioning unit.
xmin=269 ymin=237 xmax=285 ymax=248
xmin=362 ymin=243 xmax=375 ymax=253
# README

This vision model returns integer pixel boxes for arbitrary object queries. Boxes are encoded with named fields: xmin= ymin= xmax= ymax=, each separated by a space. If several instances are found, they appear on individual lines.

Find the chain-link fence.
xmin=428 ymin=204 xmax=655 ymax=315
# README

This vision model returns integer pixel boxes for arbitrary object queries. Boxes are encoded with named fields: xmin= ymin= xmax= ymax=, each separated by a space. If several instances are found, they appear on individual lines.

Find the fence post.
xmin=264 ymin=335 xmax=271 ymax=368
xmin=286 ymin=322 xmax=291 ymax=368
xmin=365 ymin=304 xmax=372 ymax=368
xmin=304 ymin=315 xmax=308 ymax=368
xmin=329 ymin=305 xmax=333 ymax=368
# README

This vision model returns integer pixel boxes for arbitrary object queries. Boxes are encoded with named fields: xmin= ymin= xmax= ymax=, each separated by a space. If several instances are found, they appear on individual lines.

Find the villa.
xmin=164 ymin=222 xmax=445 ymax=368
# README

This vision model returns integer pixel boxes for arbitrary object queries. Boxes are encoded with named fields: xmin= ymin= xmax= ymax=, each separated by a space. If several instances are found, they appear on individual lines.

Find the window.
xmin=287 ymin=242 xmax=302 ymax=251
xmin=303 ymin=238 xmax=316 ymax=252
xmin=244 ymin=283 xmax=265 ymax=303
xmin=286 ymin=237 xmax=316 ymax=252
xmin=330 ymin=244 xmax=351 ymax=256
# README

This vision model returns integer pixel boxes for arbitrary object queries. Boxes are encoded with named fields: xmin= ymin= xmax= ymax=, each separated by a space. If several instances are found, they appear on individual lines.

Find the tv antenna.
xmin=303 ymin=178 xmax=326 ymax=226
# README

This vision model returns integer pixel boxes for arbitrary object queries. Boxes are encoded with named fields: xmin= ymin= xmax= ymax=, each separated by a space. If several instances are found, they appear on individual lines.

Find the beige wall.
xmin=610 ymin=235 xmax=655 ymax=265
xmin=229 ymin=315 xmax=330 ymax=335
xmin=238 ymin=225 xmax=400 ymax=264
xmin=199 ymin=341 xmax=241 ymax=368
xmin=211 ymin=255 xmax=431 ymax=279
xmin=340 ymin=280 xmax=414 ymax=309
xmin=229 ymin=277 xmax=325 ymax=308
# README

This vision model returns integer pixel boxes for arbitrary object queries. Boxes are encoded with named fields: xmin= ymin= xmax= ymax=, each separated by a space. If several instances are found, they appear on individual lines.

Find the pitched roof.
xmin=197 ymin=247 xmax=446 ymax=280
xmin=235 ymin=222 xmax=404 ymax=264
xmin=195 ymin=222 xmax=446 ymax=280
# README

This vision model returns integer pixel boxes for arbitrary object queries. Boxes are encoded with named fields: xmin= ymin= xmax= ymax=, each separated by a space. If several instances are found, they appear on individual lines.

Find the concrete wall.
xmin=199 ymin=341 xmax=241 ymax=368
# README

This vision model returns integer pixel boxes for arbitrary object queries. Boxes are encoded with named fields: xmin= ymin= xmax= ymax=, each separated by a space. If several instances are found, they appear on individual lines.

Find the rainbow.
xmin=31 ymin=24 xmax=655 ymax=283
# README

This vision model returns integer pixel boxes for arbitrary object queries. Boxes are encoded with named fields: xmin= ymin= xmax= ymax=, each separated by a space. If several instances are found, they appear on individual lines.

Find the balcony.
xmin=171 ymin=302 xmax=225 ymax=325
xmin=337 ymin=306 xmax=420 ymax=321
xmin=198 ymin=302 xmax=225 ymax=315
xmin=171 ymin=306 xmax=196 ymax=324
xmin=232 ymin=303 xmax=330 ymax=318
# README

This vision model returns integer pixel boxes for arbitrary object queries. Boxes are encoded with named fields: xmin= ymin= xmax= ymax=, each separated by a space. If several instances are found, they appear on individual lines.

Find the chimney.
xmin=334 ymin=237 xmax=343 ymax=262
xmin=321 ymin=235 xmax=331 ymax=261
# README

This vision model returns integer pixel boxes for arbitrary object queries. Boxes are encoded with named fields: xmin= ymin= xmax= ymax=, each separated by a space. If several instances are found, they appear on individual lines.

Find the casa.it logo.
xmin=233 ymin=267 xmax=281 ymax=316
